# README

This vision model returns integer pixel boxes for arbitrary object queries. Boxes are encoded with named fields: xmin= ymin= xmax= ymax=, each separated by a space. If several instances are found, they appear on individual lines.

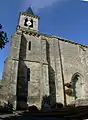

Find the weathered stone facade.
xmin=1 ymin=7 xmax=88 ymax=110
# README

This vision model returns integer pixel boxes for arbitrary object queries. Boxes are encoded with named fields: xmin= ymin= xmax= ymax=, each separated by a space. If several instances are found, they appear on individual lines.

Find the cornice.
xmin=21 ymin=12 xmax=40 ymax=19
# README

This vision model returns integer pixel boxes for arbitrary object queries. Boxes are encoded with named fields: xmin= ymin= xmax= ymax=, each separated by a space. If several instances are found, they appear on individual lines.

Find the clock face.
xmin=24 ymin=18 xmax=33 ymax=28
xmin=26 ymin=20 xmax=32 ymax=26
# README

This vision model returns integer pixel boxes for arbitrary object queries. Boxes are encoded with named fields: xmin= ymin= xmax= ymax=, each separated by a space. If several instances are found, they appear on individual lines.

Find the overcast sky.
xmin=0 ymin=0 xmax=88 ymax=79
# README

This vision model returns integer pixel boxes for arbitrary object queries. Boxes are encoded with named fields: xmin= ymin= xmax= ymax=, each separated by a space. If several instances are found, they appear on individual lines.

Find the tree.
xmin=0 ymin=24 xmax=8 ymax=49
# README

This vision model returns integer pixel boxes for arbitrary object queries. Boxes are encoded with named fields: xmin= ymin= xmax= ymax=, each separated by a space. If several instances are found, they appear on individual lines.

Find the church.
xmin=0 ymin=7 xmax=88 ymax=110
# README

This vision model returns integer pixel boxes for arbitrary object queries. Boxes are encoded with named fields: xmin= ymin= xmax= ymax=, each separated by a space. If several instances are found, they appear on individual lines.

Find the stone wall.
xmin=19 ymin=13 xmax=38 ymax=31
xmin=59 ymin=40 xmax=88 ymax=105
xmin=0 ymin=57 xmax=19 ymax=109
xmin=1 ymin=29 xmax=88 ymax=109
xmin=0 ymin=31 xmax=22 ymax=109
xmin=46 ymin=38 xmax=64 ymax=105
xmin=21 ymin=34 xmax=49 ymax=108
xmin=9 ymin=31 xmax=22 ymax=59
xmin=22 ymin=34 xmax=64 ymax=107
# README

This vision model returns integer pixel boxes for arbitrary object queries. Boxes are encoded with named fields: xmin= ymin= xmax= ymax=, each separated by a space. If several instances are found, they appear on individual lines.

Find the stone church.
xmin=0 ymin=7 xmax=88 ymax=110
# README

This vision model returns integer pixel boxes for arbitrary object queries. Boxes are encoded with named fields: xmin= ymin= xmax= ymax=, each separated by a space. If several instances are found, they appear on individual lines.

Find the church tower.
xmin=1 ymin=6 xmax=88 ymax=111
xmin=1 ymin=7 xmax=41 ymax=109
xmin=15 ymin=7 xmax=45 ymax=109
xmin=1 ymin=7 xmax=50 ymax=110
xmin=18 ymin=7 xmax=39 ymax=31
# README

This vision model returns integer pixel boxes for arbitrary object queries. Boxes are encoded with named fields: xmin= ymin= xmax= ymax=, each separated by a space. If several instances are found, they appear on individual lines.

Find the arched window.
xmin=24 ymin=18 xmax=28 ymax=26
xmin=71 ymin=73 xmax=84 ymax=99
xmin=24 ymin=18 xmax=33 ymax=28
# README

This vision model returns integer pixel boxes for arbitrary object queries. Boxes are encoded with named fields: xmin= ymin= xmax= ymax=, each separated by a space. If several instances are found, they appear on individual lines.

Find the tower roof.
xmin=26 ymin=7 xmax=34 ymax=15
xmin=21 ymin=7 xmax=40 ymax=19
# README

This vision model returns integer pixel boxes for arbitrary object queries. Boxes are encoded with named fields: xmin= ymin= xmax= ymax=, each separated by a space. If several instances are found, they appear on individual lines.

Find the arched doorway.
xmin=71 ymin=73 xmax=84 ymax=99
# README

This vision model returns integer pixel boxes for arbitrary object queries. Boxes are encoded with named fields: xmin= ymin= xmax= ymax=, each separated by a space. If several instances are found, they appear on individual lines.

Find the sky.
xmin=0 ymin=0 xmax=88 ymax=79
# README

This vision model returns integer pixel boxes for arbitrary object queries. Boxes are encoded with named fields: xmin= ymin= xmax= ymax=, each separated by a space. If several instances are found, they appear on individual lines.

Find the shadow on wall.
xmin=16 ymin=34 xmax=28 ymax=110
xmin=19 ymin=34 xmax=27 ymax=60
xmin=46 ymin=40 xmax=56 ymax=105
xmin=16 ymin=60 xmax=28 ymax=110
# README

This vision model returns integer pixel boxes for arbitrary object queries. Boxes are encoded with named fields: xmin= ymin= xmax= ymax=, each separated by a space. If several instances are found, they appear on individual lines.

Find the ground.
xmin=0 ymin=113 xmax=69 ymax=120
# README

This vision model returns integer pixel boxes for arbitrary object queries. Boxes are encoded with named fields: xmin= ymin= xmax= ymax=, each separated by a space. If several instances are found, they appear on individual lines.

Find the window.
xmin=27 ymin=68 xmax=30 ymax=81
xmin=28 ymin=41 xmax=31 ymax=50
xmin=71 ymin=73 xmax=84 ymax=99
xmin=24 ymin=18 xmax=28 ymax=26
xmin=24 ymin=18 xmax=33 ymax=28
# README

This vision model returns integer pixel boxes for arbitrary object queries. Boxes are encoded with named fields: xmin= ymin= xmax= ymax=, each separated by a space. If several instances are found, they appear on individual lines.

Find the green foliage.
xmin=0 ymin=24 xmax=8 ymax=49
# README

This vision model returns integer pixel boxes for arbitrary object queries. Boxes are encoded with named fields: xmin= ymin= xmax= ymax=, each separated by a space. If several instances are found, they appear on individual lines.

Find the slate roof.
xmin=26 ymin=7 xmax=34 ymax=15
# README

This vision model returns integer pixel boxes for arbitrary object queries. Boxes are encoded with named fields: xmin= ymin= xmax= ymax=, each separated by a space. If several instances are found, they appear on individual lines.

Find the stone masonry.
xmin=0 ymin=7 xmax=88 ymax=110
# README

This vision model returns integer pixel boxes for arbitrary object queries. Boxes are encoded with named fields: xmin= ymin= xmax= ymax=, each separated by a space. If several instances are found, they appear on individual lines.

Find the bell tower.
xmin=18 ymin=7 xmax=39 ymax=31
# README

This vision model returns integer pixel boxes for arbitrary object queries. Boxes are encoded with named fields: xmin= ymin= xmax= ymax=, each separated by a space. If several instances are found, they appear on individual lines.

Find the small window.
xmin=28 ymin=41 xmax=31 ymax=50
xmin=27 ymin=68 xmax=30 ymax=81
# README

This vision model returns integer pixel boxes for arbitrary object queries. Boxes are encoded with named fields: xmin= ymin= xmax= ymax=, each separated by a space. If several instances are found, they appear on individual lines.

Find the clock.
xmin=24 ymin=18 xmax=33 ymax=28
xmin=26 ymin=20 xmax=32 ymax=26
